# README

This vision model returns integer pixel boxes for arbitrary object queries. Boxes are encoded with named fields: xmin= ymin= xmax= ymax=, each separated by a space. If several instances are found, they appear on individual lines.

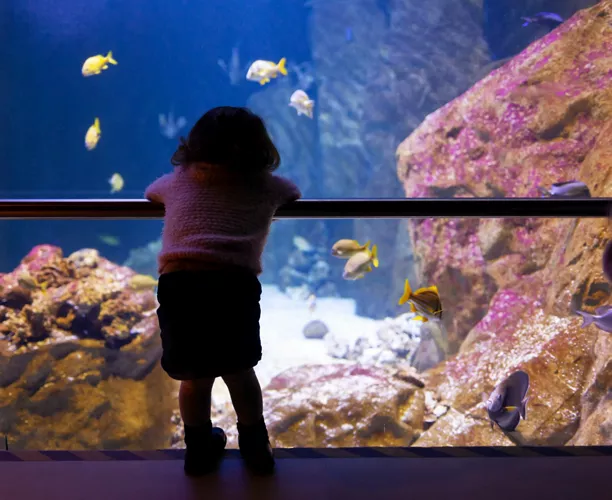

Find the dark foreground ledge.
xmin=0 ymin=198 xmax=609 ymax=219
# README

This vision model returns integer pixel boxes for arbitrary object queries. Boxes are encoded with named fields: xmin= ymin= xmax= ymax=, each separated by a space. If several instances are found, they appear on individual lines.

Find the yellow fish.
xmin=398 ymin=279 xmax=442 ymax=322
xmin=128 ymin=274 xmax=158 ymax=291
xmin=342 ymin=245 xmax=379 ymax=280
xmin=98 ymin=234 xmax=120 ymax=246
xmin=331 ymin=239 xmax=371 ymax=258
xmin=109 ymin=173 xmax=124 ymax=194
xmin=246 ymin=57 xmax=288 ymax=85
xmin=307 ymin=293 xmax=317 ymax=314
xmin=85 ymin=117 xmax=101 ymax=151
xmin=82 ymin=51 xmax=118 ymax=77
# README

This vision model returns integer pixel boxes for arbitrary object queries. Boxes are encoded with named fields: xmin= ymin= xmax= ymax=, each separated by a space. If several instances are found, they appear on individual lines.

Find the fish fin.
xmin=371 ymin=244 xmax=379 ymax=268
xmin=106 ymin=51 xmax=117 ymax=65
xmin=159 ymin=114 xmax=166 ymax=126
xmin=362 ymin=240 xmax=371 ymax=250
xmin=520 ymin=398 xmax=528 ymax=420
xmin=398 ymin=279 xmax=412 ymax=305
xmin=419 ymin=316 xmax=429 ymax=323
xmin=277 ymin=57 xmax=288 ymax=76
xmin=176 ymin=117 xmax=187 ymax=129
xmin=409 ymin=303 xmax=417 ymax=313
xmin=595 ymin=306 xmax=610 ymax=315
xmin=481 ymin=392 xmax=488 ymax=403
xmin=537 ymin=186 xmax=550 ymax=197
xmin=576 ymin=310 xmax=594 ymax=328
xmin=94 ymin=117 xmax=101 ymax=131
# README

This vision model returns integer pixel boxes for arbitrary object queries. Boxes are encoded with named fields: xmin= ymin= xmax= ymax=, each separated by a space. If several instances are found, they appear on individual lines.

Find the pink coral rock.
xmin=397 ymin=1 xmax=612 ymax=445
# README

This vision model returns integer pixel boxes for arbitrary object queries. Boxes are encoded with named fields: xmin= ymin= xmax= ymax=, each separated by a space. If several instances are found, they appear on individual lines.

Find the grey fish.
xmin=521 ymin=12 xmax=564 ymax=29
xmin=538 ymin=181 xmax=591 ymax=198
xmin=484 ymin=370 xmax=530 ymax=432
xmin=576 ymin=305 xmax=612 ymax=333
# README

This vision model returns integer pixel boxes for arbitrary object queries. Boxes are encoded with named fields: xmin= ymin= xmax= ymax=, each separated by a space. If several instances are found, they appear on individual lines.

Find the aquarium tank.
xmin=0 ymin=0 xmax=610 ymax=451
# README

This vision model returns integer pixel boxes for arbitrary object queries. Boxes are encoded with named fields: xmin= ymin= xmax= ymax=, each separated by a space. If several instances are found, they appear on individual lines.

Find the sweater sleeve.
xmin=273 ymin=175 xmax=302 ymax=205
xmin=144 ymin=173 xmax=173 ymax=203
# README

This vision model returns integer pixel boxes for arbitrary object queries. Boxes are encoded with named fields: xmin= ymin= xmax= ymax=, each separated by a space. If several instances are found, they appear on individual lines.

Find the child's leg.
xmin=179 ymin=377 xmax=227 ymax=476
xmin=221 ymin=368 xmax=263 ymax=426
xmin=222 ymin=368 xmax=274 ymax=474
xmin=179 ymin=378 xmax=215 ymax=426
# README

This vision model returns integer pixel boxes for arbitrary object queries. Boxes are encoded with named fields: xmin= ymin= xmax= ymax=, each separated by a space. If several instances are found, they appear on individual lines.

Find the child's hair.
xmin=171 ymin=106 xmax=280 ymax=173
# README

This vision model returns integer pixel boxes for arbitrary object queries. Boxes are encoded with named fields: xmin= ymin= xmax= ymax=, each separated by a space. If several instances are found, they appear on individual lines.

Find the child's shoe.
xmin=237 ymin=417 xmax=275 ymax=475
xmin=183 ymin=422 xmax=227 ymax=476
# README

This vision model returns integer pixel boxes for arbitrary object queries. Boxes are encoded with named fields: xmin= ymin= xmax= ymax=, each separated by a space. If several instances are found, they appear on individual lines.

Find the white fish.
xmin=159 ymin=111 xmax=187 ymax=139
xmin=289 ymin=90 xmax=315 ymax=119
xmin=293 ymin=235 xmax=313 ymax=253
xmin=246 ymin=58 xmax=288 ymax=85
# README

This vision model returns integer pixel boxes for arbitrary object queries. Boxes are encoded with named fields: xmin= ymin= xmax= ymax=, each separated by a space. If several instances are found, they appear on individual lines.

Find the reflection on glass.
xmin=0 ymin=215 xmax=609 ymax=450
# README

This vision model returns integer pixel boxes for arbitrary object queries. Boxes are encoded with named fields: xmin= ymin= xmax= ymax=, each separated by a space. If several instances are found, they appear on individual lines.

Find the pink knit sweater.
xmin=145 ymin=164 xmax=301 ymax=275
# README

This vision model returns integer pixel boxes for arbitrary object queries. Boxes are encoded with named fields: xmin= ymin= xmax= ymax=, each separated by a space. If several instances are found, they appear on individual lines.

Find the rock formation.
xmin=0 ymin=245 xmax=176 ymax=449
xmin=397 ymin=0 xmax=612 ymax=445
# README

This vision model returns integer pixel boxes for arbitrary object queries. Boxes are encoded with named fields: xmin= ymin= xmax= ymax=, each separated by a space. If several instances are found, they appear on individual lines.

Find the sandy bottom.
xmin=211 ymin=285 xmax=379 ymax=403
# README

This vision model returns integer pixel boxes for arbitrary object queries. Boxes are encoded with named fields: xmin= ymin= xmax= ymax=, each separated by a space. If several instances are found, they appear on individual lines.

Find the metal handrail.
xmin=0 ymin=198 xmax=609 ymax=219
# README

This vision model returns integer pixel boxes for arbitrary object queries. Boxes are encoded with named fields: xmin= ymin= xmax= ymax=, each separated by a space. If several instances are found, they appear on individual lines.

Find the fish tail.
xmin=94 ymin=117 xmax=101 ymax=131
xmin=398 ymin=278 xmax=412 ymax=305
xmin=106 ymin=51 xmax=118 ymax=65
xmin=520 ymin=398 xmax=528 ymax=420
xmin=536 ymin=186 xmax=549 ymax=197
xmin=576 ymin=310 xmax=594 ymax=328
xmin=277 ymin=57 xmax=288 ymax=76
xmin=371 ymin=244 xmax=379 ymax=268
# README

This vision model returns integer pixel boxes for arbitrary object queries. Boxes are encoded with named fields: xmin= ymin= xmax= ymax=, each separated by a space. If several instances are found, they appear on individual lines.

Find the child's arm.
xmin=275 ymin=176 xmax=302 ymax=204
xmin=144 ymin=173 xmax=172 ymax=203
xmin=272 ymin=176 xmax=301 ymax=221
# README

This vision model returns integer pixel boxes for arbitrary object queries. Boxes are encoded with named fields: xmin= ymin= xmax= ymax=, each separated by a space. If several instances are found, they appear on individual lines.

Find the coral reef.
xmin=0 ymin=245 xmax=175 ymax=449
xmin=324 ymin=312 xmax=447 ymax=370
xmin=397 ymin=1 xmax=612 ymax=445
xmin=278 ymin=241 xmax=338 ymax=299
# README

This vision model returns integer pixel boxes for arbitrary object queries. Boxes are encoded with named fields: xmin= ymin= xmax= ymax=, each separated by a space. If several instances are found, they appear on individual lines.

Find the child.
xmin=145 ymin=106 xmax=301 ymax=476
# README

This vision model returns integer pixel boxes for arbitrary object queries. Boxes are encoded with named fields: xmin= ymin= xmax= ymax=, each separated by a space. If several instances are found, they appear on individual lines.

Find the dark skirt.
xmin=156 ymin=268 xmax=262 ymax=380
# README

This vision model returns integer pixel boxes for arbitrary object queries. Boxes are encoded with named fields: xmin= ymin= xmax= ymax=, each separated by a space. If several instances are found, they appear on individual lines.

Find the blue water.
xmin=3 ymin=0 xmax=310 ymax=266
xmin=0 ymin=0 xmax=599 ymax=269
